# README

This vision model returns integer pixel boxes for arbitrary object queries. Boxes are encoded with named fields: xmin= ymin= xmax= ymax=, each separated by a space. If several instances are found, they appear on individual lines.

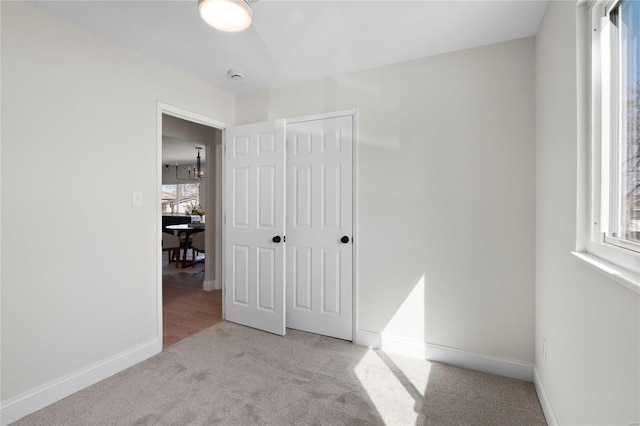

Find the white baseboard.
xmin=203 ymin=279 xmax=221 ymax=291
xmin=354 ymin=330 xmax=534 ymax=382
xmin=354 ymin=329 xmax=380 ymax=348
xmin=425 ymin=341 xmax=534 ymax=382
xmin=0 ymin=338 xmax=161 ymax=426
xmin=534 ymin=367 xmax=559 ymax=426
xmin=203 ymin=279 xmax=215 ymax=291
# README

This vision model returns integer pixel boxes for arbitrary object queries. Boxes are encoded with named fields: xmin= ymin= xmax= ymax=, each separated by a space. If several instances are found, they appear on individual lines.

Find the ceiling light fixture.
xmin=165 ymin=147 xmax=205 ymax=181
xmin=198 ymin=0 xmax=252 ymax=32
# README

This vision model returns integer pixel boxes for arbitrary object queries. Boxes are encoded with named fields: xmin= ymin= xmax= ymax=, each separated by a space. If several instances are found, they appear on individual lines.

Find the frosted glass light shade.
xmin=199 ymin=0 xmax=252 ymax=32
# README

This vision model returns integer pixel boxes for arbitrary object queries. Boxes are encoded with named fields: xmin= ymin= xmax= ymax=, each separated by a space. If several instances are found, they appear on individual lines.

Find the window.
xmin=587 ymin=0 xmax=640 ymax=274
xmin=605 ymin=1 xmax=640 ymax=248
xmin=162 ymin=183 xmax=200 ymax=214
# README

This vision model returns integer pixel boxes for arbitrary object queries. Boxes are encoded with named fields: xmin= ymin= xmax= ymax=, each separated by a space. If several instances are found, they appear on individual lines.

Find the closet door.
xmin=286 ymin=115 xmax=353 ymax=340
xmin=224 ymin=120 xmax=286 ymax=335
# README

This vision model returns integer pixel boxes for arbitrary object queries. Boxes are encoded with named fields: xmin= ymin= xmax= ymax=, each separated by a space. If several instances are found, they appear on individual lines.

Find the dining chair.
xmin=190 ymin=231 xmax=205 ymax=267
xmin=162 ymin=232 xmax=181 ymax=266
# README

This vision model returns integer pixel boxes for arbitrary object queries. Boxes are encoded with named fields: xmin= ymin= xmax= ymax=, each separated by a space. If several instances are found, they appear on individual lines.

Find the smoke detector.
xmin=228 ymin=69 xmax=245 ymax=80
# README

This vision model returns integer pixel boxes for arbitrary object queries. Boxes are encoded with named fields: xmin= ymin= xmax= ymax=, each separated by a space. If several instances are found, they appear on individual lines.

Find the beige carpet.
xmin=15 ymin=322 xmax=546 ymax=425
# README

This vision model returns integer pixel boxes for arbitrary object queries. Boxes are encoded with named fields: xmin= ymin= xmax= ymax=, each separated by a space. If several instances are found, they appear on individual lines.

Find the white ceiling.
xmin=162 ymin=114 xmax=215 ymax=164
xmin=30 ymin=0 xmax=547 ymax=95
xmin=163 ymin=137 xmax=207 ymax=165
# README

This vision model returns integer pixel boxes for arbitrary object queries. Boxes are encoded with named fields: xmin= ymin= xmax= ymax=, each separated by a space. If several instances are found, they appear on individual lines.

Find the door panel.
xmin=257 ymin=247 xmax=275 ymax=311
xmin=232 ymin=244 xmax=250 ymax=305
xmin=224 ymin=120 xmax=285 ymax=336
xmin=293 ymin=246 xmax=312 ymax=310
xmin=286 ymin=116 xmax=353 ymax=340
xmin=258 ymin=166 xmax=276 ymax=229
xmin=322 ymin=164 xmax=341 ymax=229
xmin=233 ymin=168 xmax=250 ymax=227
xmin=321 ymin=248 xmax=341 ymax=315
xmin=294 ymin=166 xmax=312 ymax=228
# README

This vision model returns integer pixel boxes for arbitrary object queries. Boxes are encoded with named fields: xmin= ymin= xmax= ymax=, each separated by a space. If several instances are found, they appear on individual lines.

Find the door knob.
xmin=272 ymin=236 xmax=282 ymax=243
xmin=341 ymin=236 xmax=350 ymax=244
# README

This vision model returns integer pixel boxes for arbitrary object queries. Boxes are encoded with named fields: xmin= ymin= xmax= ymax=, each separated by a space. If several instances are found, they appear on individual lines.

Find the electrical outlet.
xmin=543 ymin=336 xmax=547 ymax=361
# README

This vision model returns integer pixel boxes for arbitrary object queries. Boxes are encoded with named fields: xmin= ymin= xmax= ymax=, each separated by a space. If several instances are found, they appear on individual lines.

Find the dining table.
xmin=166 ymin=224 xmax=205 ymax=268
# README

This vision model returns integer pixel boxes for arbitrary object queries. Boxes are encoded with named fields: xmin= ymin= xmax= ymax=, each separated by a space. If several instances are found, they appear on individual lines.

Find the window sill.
xmin=571 ymin=251 xmax=640 ymax=295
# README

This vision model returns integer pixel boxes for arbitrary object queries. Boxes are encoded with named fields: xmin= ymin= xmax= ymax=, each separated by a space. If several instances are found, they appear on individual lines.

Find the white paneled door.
xmin=224 ymin=120 xmax=286 ymax=336
xmin=224 ymin=115 xmax=353 ymax=340
xmin=286 ymin=116 xmax=353 ymax=340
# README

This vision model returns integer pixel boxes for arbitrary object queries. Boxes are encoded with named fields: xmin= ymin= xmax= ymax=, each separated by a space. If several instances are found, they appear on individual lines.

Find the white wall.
xmin=535 ymin=2 xmax=640 ymax=424
xmin=237 ymin=38 xmax=536 ymax=365
xmin=0 ymin=0 xmax=234 ymax=404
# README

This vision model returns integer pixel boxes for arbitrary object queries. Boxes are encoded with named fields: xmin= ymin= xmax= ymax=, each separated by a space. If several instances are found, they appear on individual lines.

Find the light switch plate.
xmin=132 ymin=191 xmax=143 ymax=207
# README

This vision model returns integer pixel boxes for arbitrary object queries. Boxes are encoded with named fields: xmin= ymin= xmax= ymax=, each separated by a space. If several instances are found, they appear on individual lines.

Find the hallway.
xmin=162 ymin=267 xmax=222 ymax=348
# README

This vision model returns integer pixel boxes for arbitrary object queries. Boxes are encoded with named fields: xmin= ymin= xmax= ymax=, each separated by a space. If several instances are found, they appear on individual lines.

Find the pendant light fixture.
xmin=166 ymin=147 xmax=204 ymax=181
xmin=194 ymin=147 xmax=204 ymax=179
xmin=198 ymin=0 xmax=252 ymax=32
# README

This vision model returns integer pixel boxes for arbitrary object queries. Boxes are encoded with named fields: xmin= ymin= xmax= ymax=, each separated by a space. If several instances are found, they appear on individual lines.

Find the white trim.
xmin=424 ymin=342 xmax=533 ymax=382
xmin=0 ymin=339 xmax=160 ymax=426
xmin=352 ymin=110 xmax=359 ymax=343
xmin=576 ymin=0 xmax=591 ymax=255
xmin=203 ymin=279 xmax=215 ymax=291
xmin=215 ymin=143 xmax=223 ymax=292
xmin=157 ymin=102 xmax=227 ymax=130
xmin=603 ymin=234 xmax=640 ymax=253
xmin=581 ymin=1 xmax=640 ymax=276
xmin=534 ymin=367 xmax=559 ymax=426
xmin=354 ymin=330 xmax=534 ymax=382
xmin=285 ymin=109 xmax=358 ymax=125
xmin=571 ymin=251 xmax=640 ymax=293
xmin=221 ymin=129 xmax=227 ymax=321
xmin=156 ymin=103 xmax=165 ymax=347
xmin=381 ymin=334 xmax=428 ymax=359
xmin=354 ymin=329 xmax=381 ymax=348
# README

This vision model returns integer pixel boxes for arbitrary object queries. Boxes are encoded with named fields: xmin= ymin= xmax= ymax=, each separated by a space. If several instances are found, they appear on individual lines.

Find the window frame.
xmin=161 ymin=182 xmax=201 ymax=214
xmin=581 ymin=0 xmax=640 ymax=280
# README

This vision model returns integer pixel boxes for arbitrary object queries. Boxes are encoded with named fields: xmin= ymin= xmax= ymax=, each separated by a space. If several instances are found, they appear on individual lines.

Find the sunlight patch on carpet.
xmin=354 ymin=350 xmax=433 ymax=424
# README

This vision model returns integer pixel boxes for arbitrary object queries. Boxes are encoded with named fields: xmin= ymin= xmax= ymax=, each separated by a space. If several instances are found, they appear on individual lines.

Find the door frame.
xmin=280 ymin=109 xmax=359 ymax=340
xmin=156 ymin=102 xmax=227 ymax=344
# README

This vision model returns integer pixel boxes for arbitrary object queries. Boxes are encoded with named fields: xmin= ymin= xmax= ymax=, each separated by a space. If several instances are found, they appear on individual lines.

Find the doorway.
xmin=158 ymin=104 xmax=225 ymax=348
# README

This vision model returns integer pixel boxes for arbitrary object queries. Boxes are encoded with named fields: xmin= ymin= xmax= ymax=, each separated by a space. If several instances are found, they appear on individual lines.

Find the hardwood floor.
xmin=162 ymin=270 xmax=222 ymax=348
